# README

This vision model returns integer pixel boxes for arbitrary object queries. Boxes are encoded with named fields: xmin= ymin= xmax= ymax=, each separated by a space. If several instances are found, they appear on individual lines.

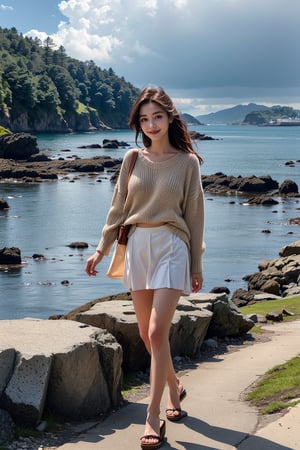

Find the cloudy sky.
xmin=1 ymin=0 xmax=300 ymax=114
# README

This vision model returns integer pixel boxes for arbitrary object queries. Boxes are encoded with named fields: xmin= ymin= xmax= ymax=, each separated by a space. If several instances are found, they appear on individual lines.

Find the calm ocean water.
xmin=1 ymin=125 xmax=299 ymax=319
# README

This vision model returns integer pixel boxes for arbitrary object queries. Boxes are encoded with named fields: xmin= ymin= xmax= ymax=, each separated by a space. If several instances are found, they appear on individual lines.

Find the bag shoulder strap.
xmin=125 ymin=149 xmax=138 ymax=197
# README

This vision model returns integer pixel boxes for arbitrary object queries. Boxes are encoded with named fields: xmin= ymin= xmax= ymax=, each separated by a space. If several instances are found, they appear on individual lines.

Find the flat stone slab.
xmin=0 ymin=318 xmax=101 ymax=354
xmin=0 ymin=319 xmax=122 ymax=426
xmin=75 ymin=297 xmax=213 ymax=371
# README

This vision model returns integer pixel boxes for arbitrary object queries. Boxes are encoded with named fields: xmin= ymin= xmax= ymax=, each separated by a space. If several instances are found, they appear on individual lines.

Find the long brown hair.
xmin=128 ymin=86 xmax=203 ymax=164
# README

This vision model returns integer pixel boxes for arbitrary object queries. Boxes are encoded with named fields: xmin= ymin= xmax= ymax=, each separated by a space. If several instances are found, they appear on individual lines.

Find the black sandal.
xmin=165 ymin=386 xmax=187 ymax=422
xmin=140 ymin=419 xmax=166 ymax=449
xmin=165 ymin=408 xmax=187 ymax=422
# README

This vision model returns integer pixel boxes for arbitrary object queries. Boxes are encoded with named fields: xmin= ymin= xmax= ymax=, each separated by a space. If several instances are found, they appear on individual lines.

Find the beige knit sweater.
xmin=97 ymin=148 xmax=205 ymax=273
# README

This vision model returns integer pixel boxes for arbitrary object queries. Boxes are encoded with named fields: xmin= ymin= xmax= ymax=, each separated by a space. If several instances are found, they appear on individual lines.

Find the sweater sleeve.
xmin=183 ymin=156 xmax=205 ymax=273
xmin=96 ymin=150 xmax=133 ymax=255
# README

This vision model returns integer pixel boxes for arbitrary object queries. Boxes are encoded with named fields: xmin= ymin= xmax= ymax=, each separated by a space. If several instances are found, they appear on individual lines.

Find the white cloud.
xmin=143 ymin=0 xmax=158 ymax=17
xmin=0 ymin=4 xmax=13 ymax=10
xmin=25 ymin=0 xmax=300 ymax=112
xmin=24 ymin=29 xmax=50 ymax=43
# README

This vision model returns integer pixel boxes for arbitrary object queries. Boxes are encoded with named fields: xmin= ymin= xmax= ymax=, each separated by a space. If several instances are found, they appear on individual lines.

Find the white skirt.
xmin=123 ymin=226 xmax=191 ymax=294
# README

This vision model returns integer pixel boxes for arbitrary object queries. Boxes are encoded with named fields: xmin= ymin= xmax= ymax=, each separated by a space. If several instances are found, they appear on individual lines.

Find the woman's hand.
xmin=85 ymin=251 xmax=103 ymax=276
xmin=192 ymin=272 xmax=203 ymax=292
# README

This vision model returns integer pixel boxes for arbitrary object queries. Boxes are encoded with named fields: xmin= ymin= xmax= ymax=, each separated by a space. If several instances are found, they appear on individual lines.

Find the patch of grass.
xmin=122 ymin=371 xmax=142 ymax=398
xmin=249 ymin=325 xmax=264 ymax=334
xmin=42 ymin=411 xmax=61 ymax=432
xmin=15 ymin=426 xmax=40 ymax=439
xmin=247 ymin=356 xmax=300 ymax=414
xmin=240 ymin=295 xmax=300 ymax=320
xmin=13 ymin=412 xmax=61 ymax=442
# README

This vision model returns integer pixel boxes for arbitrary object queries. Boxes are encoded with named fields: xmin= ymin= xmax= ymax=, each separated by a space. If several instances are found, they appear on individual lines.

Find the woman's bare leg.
xmin=132 ymin=290 xmax=184 ymax=412
xmin=132 ymin=288 xmax=181 ymax=445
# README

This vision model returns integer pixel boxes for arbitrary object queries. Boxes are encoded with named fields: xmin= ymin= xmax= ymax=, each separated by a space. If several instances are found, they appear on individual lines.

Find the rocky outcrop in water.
xmin=0 ymin=133 xmax=38 ymax=160
xmin=0 ymin=155 xmax=122 ymax=181
xmin=0 ymin=198 xmax=9 ymax=209
xmin=232 ymin=240 xmax=300 ymax=306
xmin=279 ymin=179 xmax=299 ymax=195
xmin=0 ymin=247 xmax=21 ymax=265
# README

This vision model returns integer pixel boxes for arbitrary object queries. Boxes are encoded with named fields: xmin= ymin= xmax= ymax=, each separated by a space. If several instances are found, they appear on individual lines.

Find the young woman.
xmin=85 ymin=86 xmax=205 ymax=449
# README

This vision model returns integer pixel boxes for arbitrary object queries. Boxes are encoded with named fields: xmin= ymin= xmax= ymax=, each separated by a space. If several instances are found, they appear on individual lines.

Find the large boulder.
xmin=279 ymin=240 xmax=300 ymax=257
xmin=188 ymin=293 xmax=254 ymax=337
xmin=0 ymin=133 xmax=39 ymax=160
xmin=201 ymin=173 xmax=279 ymax=196
xmin=247 ymin=255 xmax=300 ymax=293
xmin=170 ymin=299 xmax=213 ymax=356
xmin=279 ymin=179 xmax=299 ymax=195
xmin=247 ymin=195 xmax=279 ymax=206
xmin=236 ymin=242 xmax=300 ymax=303
xmin=72 ymin=297 xmax=212 ymax=371
xmin=0 ymin=409 xmax=15 ymax=445
xmin=0 ymin=349 xmax=16 ymax=396
xmin=0 ymin=247 xmax=21 ymax=265
xmin=237 ymin=176 xmax=269 ymax=193
xmin=0 ymin=319 xmax=122 ymax=426
xmin=72 ymin=297 xmax=213 ymax=372
xmin=1 ymin=353 xmax=52 ymax=426
xmin=0 ymin=198 xmax=9 ymax=210
xmin=63 ymin=292 xmax=253 ymax=372
xmin=74 ymin=300 xmax=149 ymax=371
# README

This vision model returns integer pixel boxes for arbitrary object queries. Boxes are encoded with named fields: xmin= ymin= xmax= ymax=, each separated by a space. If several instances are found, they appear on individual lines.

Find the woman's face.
xmin=139 ymin=101 xmax=170 ymax=144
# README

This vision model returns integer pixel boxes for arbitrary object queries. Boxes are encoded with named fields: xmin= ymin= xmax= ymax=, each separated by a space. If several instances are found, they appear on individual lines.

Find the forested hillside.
xmin=0 ymin=27 xmax=140 ymax=132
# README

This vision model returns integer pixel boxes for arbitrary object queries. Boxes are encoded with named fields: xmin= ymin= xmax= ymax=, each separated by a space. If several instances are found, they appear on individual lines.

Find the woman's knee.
xmin=148 ymin=324 xmax=167 ymax=348
xmin=139 ymin=326 xmax=150 ymax=347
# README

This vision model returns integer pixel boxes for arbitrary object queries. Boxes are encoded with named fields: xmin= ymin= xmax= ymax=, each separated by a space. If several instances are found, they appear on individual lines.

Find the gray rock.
xmin=0 ymin=133 xmax=38 ymax=160
xmin=289 ymin=217 xmax=300 ymax=225
xmin=169 ymin=307 xmax=212 ymax=357
xmin=282 ymin=308 xmax=294 ymax=316
xmin=74 ymin=297 xmax=213 ymax=371
xmin=0 ymin=348 xmax=15 ymax=396
xmin=194 ymin=294 xmax=254 ymax=338
xmin=279 ymin=179 xmax=299 ymax=194
xmin=260 ymin=279 xmax=281 ymax=295
xmin=75 ymin=300 xmax=148 ymax=371
xmin=257 ymin=315 xmax=268 ymax=324
xmin=266 ymin=311 xmax=283 ymax=322
xmin=246 ymin=314 xmax=258 ymax=323
xmin=253 ymin=293 xmax=281 ymax=301
xmin=0 ymin=247 xmax=21 ymax=265
xmin=46 ymin=342 xmax=110 ymax=420
xmin=0 ymin=198 xmax=9 ymax=210
xmin=201 ymin=338 xmax=219 ymax=350
xmin=93 ymin=330 xmax=123 ymax=406
xmin=283 ymin=285 xmax=300 ymax=297
xmin=0 ymin=319 xmax=122 ymax=426
xmin=1 ymin=353 xmax=52 ymax=426
xmin=245 ymin=252 xmax=300 ymax=297
xmin=279 ymin=240 xmax=300 ymax=257
xmin=0 ymin=408 xmax=15 ymax=445
xmin=247 ymin=195 xmax=279 ymax=205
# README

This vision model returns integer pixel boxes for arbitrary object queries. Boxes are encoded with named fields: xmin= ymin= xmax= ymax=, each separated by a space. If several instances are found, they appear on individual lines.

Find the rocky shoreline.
xmin=1 ymin=132 xmax=300 ymax=301
xmin=1 ymin=130 xmax=300 ymax=448
xmin=0 ymin=135 xmax=299 ymax=200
